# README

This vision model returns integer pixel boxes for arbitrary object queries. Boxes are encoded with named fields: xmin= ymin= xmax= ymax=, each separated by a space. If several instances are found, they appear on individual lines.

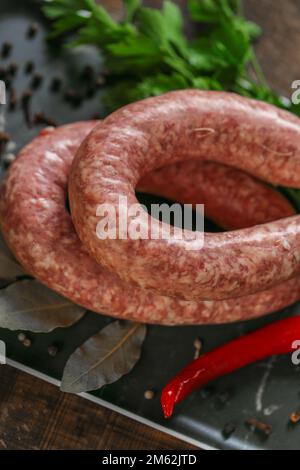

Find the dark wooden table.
xmin=0 ymin=365 xmax=194 ymax=450
xmin=0 ymin=0 xmax=299 ymax=450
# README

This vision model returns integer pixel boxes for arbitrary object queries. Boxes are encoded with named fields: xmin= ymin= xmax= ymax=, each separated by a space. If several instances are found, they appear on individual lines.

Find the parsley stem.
xmin=250 ymin=47 xmax=269 ymax=89
xmin=235 ymin=0 xmax=267 ymax=88
xmin=235 ymin=0 xmax=243 ymax=16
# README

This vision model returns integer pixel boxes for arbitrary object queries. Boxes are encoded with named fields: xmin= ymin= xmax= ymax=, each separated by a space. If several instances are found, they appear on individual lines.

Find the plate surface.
xmin=1 ymin=0 xmax=300 ymax=451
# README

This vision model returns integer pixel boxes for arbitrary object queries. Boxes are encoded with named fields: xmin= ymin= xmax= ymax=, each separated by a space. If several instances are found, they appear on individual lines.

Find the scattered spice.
xmin=31 ymin=73 xmax=43 ymax=89
xmin=7 ymin=62 xmax=18 ymax=77
xmin=2 ymin=153 xmax=16 ymax=166
xmin=24 ymin=61 xmax=35 ymax=75
xmin=49 ymin=77 xmax=62 ymax=93
xmin=290 ymin=412 xmax=300 ymax=424
xmin=0 ymin=131 xmax=10 ymax=155
xmin=0 ymin=66 xmax=6 ymax=80
xmin=1 ymin=42 xmax=12 ymax=58
xmin=5 ymin=79 xmax=12 ymax=91
xmin=48 ymin=345 xmax=59 ymax=357
xmin=9 ymin=88 xmax=17 ymax=111
xmin=21 ymin=90 xmax=33 ymax=127
xmin=5 ymin=140 xmax=16 ymax=155
xmin=64 ymin=89 xmax=82 ymax=107
xmin=0 ymin=68 xmax=11 ymax=90
xmin=222 ymin=422 xmax=236 ymax=440
xmin=193 ymin=337 xmax=202 ymax=359
xmin=193 ymin=338 xmax=202 ymax=350
xmin=0 ymin=131 xmax=10 ymax=145
xmin=17 ymin=333 xmax=27 ymax=343
xmin=245 ymin=418 xmax=272 ymax=437
xmin=33 ymin=112 xmax=57 ymax=128
xmin=144 ymin=389 xmax=155 ymax=400
xmin=26 ymin=23 xmax=38 ymax=39
xmin=23 ymin=338 xmax=32 ymax=348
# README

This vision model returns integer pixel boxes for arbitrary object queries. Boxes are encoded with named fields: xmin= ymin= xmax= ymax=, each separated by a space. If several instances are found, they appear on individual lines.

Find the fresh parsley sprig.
xmin=42 ymin=0 xmax=290 ymax=109
xmin=42 ymin=0 xmax=300 ymax=205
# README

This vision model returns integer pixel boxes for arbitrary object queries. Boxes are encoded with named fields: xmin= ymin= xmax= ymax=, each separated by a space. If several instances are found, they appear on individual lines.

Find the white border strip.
xmin=6 ymin=358 xmax=216 ymax=450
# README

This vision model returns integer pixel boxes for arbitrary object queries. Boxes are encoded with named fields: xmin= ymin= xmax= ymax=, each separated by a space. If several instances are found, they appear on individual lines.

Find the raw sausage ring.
xmin=138 ymin=161 xmax=294 ymax=231
xmin=0 ymin=122 xmax=298 ymax=325
xmin=69 ymin=90 xmax=300 ymax=301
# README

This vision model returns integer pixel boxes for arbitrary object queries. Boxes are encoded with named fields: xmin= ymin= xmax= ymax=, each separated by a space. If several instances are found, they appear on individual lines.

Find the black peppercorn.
xmin=21 ymin=90 xmax=33 ymax=127
xmin=31 ymin=74 xmax=43 ymax=89
xmin=1 ymin=42 xmax=12 ymax=58
xmin=24 ymin=61 xmax=35 ymax=75
xmin=9 ymin=88 xmax=17 ymax=111
xmin=7 ymin=62 xmax=18 ymax=77
xmin=33 ymin=112 xmax=58 ymax=128
xmin=222 ymin=422 xmax=236 ymax=440
xmin=49 ymin=77 xmax=62 ymax=93
xmin=26 ymin=23 xmax=38 ymax=39
xmin=64 ymin=89 xmax=82 ymax=108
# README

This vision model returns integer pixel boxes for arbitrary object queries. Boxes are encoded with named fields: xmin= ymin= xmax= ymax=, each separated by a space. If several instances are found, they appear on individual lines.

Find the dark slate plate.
xmin=1 ymin=0 xmax=300 ymax=450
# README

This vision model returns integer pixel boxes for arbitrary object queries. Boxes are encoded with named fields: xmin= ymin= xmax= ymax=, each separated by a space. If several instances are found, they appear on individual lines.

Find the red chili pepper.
xmin=161 ymin=316 xmax=300 ymax=418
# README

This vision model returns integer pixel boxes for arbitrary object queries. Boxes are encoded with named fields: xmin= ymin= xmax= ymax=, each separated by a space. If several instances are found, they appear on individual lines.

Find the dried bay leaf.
xmin=0 ymin=279 xmax=86 ymax=332
xmin=61 ymin=321 xmax=147 ymax=393
xmin=0 ymin=232 xmax=25 ymax=279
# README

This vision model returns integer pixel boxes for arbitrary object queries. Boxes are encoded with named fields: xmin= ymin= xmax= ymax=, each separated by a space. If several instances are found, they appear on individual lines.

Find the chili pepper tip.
xmin=161 ymin=387 xmax=175 ymax=419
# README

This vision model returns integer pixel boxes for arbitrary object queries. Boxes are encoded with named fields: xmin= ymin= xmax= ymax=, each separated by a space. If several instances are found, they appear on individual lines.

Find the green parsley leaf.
xmin=124 ymin=0 xmax=141 ymax=22
xmin=188 ymin=0 xmax=234 ymax=23
xmin=42 ymin=0 xmax=299 ymax=121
